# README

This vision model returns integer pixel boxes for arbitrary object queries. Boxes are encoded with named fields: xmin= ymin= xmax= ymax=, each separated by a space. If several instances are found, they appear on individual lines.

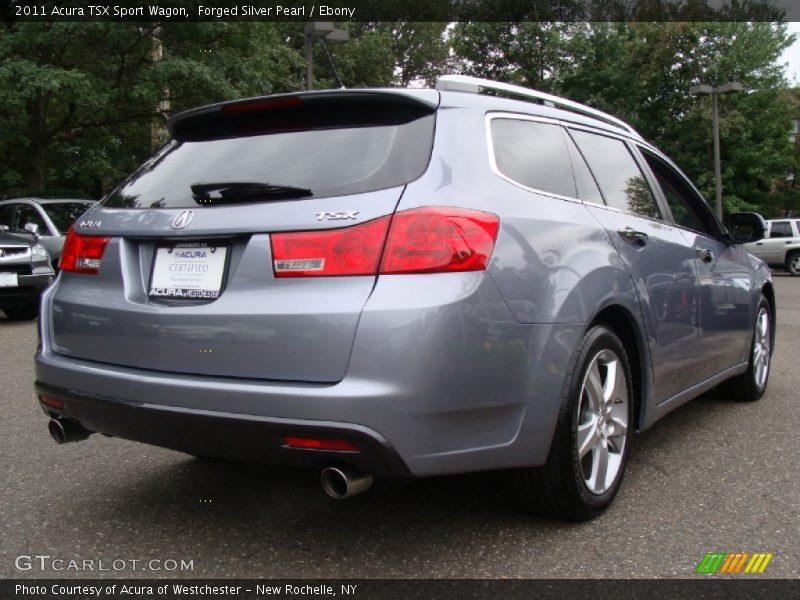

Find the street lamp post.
xmin=689 ymin=82 xmax=744 ymax=219
xmin=304 ymin=22 xmax=349 ymax=91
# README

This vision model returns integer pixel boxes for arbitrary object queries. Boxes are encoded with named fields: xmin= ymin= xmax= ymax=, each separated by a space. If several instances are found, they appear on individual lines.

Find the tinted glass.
xmin=570 ymin=130 xmax=660 ymax=219
xmin=770 ymin=221 xmax=792 ymax=238
xmin=491 ymin=119 xmax=576 ymax=198
xmin=104 ymin=114 xmax=435 ymax=209
xmin=0 ymin=205 xmax=14 ymax=228
xmin=16 ymin=205 xmax=46 ymax=231
xmin=41 ymin=203 xmax=93 ymax=233
xmin=564 ymin=133 xmax=604 ymax=204
xmin=642 ymin=151 xmax=713 ymax=236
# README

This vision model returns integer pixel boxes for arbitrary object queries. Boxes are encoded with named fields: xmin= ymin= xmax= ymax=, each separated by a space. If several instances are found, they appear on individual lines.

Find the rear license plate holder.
xmin=149 ymin=242 xmax=228 ymax=299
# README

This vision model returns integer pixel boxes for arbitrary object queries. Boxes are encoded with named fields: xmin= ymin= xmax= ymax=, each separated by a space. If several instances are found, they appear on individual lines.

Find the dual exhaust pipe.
xmin=320 ymin=465 xmax=373 ymax=499
xmin=48 ymin=417 xmax=92 ymax=444
xmin=47 ymin=418 xmax=373 ymax=499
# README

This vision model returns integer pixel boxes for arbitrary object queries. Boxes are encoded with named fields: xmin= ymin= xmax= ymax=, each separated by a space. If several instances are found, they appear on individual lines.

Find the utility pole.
xmin=689 ymin=82 xmax=744 ymax=219
xmin=304 ymin=22 xmax=349 ymax=91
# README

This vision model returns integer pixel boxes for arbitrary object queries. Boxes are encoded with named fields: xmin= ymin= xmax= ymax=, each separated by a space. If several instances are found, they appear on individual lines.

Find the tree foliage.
xmin=1 ymin=19 xmax=797 ymax=218
xmin=451 ymin=21 xmax=798 ymax=217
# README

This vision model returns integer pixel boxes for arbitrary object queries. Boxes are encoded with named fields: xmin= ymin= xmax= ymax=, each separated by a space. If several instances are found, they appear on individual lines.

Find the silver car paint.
xmin=35 ymin=87 xmax=772 ymax=477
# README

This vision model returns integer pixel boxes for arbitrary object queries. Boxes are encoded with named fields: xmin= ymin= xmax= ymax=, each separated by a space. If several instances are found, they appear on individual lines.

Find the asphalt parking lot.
xmin=2 ymin=276 xmax=798 ymax=579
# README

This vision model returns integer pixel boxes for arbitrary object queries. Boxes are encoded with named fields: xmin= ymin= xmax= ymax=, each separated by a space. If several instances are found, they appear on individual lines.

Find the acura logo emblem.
xmin=171 ymin=210 xmax=195 ymax=230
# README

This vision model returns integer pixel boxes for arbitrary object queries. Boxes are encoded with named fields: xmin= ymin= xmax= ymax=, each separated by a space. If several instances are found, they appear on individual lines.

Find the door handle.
xmin=617 ymin=228 xmax=648 ymax=247
xmin=755 ymin=242 xmax=763 ymax=245
xmin=696 ymin=247 xmax=714 ymax=263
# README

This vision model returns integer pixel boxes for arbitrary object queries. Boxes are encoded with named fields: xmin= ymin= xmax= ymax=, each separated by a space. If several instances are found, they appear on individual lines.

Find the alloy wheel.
xmin=753 ymin=307 xmax=771 ymax=389
xmin=576 ymin=349 xmax=629 ymax=495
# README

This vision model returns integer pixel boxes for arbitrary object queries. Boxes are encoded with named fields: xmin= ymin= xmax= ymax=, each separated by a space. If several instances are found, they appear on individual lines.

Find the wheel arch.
xmin=761 ymin=281 xmax=776 ymax=350
xmin=589 ymin=304 xmax=651 ymax=432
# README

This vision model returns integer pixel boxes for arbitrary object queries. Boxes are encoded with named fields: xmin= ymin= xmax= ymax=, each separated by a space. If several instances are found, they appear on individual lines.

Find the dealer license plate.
xmin=149 ymin=242 xmax=228 ymax=299
xmin=0 ymin=272 xmax=18 ymax=287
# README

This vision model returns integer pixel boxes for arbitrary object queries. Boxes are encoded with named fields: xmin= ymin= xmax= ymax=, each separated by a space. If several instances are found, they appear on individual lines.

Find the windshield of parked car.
xmin=42 ymin=203 xmax=93 ymax=233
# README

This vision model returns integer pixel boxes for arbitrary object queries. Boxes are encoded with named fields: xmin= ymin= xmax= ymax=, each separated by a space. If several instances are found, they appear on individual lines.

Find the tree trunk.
xmin=25 ymin=93 xmax=47 ymax=194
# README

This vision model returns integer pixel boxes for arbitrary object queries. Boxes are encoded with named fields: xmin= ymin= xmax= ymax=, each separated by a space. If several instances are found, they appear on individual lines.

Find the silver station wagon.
xmin=35 ymin=75 xmax=773 ymax=520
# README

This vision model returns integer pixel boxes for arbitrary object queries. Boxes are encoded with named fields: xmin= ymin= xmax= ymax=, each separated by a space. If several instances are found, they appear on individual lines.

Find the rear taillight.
xmin=271 ymin=216 xmax=391 ymax=277
xmin=380 ymin=207 xmax=500 ymax=274
xmin=271 ymin=207 xmax=499 ymax=278
xmin=59 ymin=226 xmax=110 ymax=274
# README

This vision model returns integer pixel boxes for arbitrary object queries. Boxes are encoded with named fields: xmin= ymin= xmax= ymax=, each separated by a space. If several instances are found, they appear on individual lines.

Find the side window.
xmin=794 ymin=221 xmax=800 ymax=237
xmin=0 ymin=205 xmax=14 ymax=228
xmin=490 ymin=118 xmax=577 ymax=198
xmin=770 ymin=221 xmax=792 ymax=238
xmin=16 ymin=204 xmax=47 ymax=232
xmin=564 ymin=133 xmax=604 ymax=205
xmin=569 ymin=129 xmax=660 ymax=219
xmin=641 ymin=151 xmax=715 ymax=236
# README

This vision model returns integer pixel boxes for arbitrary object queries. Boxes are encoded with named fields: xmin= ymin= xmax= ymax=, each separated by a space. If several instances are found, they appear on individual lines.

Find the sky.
xmin=780 ymin=22 xmax=800 ymax=85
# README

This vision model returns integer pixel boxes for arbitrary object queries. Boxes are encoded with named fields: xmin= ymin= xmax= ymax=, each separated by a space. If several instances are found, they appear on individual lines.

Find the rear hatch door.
xmin=50 ymin=89 xmax=438 ymax=382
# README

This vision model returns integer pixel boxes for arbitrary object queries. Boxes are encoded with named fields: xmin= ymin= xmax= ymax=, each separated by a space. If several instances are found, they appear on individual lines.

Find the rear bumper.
xmin=0 ymin=272 xmax=53 ymax=309
xmin=35 ymin=382 xmax=411 ymax=479
xmin=36 ymin=273 xmax=582 ymax=478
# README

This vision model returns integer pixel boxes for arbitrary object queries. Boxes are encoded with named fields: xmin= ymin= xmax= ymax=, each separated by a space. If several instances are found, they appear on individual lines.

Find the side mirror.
xmin=725 ymin=212 xmax=766 ymax=244
xmin=0 ymin=224 xmax=8 ymax=232
xmin=23 ymin=222 xmax=41 ymax=241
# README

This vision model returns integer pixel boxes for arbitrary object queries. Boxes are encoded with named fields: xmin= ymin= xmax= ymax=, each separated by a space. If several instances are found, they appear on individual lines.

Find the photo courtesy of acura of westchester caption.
xmin=34 ymin=75 xmax=774 ymax=521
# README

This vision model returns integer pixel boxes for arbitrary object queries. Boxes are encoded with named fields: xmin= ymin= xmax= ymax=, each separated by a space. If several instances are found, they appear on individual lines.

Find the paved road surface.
xmin=2 ymin=276 xmax=798 ymax=578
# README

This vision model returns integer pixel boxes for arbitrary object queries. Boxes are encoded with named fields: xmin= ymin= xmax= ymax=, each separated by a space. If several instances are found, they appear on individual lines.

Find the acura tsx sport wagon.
xmin=34 ymin=75 xmax=773 ymax=520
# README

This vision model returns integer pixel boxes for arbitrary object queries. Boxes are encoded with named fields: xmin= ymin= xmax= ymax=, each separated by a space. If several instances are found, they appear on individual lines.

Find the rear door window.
xmin=569 ymin=129 xmax=661 ymax=220
xmin=104 ymin=110 xmax=435 ymax=209
xmin=489 ymin=118 xmax=576 ymax=198
xmin=770 ymin=221 xmax=792 ymax=238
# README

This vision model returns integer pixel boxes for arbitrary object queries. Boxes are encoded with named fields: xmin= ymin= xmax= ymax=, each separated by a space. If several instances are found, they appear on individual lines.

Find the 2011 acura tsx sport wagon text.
xmin=34 ymin=75 xmax=774 ymax=520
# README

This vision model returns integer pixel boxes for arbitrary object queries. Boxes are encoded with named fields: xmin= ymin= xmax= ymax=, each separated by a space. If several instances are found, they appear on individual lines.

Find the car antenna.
xmin=318 ymin=37 xmax=346 ymax=89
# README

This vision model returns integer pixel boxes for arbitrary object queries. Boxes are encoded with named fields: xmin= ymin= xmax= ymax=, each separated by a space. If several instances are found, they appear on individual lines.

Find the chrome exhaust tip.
xmin=321 ymin=465 xmax=373 ymax=499
xmin=48 ymin=417 xmax=92 ymax=444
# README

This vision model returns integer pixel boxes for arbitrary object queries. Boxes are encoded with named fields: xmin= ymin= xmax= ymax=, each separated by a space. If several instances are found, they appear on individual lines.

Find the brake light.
xmin=380 ymin=207 xmax=499 ymax=274
xmin=221 ymin=96 xmax=302 ymax=114
xmin=284 ymin=436 xmax=360 ymax=452
xmin=59 ymin=227 xmax=110 ymax=274
xmin=271 ymin=216 xmax=390 ymax=277
xmin=271 ymin=207 xmax=499 ymax=278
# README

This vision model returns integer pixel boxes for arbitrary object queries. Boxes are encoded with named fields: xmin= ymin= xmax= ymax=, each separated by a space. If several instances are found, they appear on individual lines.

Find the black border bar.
xmin=4 ymin=579 xmax=800 ymax=600
xmin=2 ymin=0 xmax=796 ymax=23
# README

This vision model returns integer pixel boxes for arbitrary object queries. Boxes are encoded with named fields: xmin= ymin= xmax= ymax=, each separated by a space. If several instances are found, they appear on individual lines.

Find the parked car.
xmin=34 ymin=76 xmax=773 ymax=520
xmin=744 ymin=218 xmax=800 ymax=275
xmin=0 ymin=227 xmax=54 ymax=320
xmin=0 ymin=198 xmax=96 ymax=268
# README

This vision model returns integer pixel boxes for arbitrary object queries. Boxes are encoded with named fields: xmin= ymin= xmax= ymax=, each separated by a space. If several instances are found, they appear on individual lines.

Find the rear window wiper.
xmin=190 ymin=182 xmax=313 ymax=204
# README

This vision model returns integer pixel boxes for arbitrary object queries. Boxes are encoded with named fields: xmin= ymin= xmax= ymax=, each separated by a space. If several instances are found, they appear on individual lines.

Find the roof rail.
xmin=436 ymin=74 xmax=642 ymax=140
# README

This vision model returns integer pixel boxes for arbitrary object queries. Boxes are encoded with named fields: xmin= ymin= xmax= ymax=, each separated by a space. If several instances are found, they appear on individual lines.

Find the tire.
xmin=719 ymin=295 xmax=772 ymax=402
xmin=3 ymin=304 xmax=38 ymax=321
xmin=785 ymin=251 xmax=800 ymax=276
xmin=516 ymin=325 xmax=634 ymax=521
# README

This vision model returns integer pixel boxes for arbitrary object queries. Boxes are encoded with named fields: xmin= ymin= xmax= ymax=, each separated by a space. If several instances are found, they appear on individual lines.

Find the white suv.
xmin=745 ymin=219 xmax=800 ymax=275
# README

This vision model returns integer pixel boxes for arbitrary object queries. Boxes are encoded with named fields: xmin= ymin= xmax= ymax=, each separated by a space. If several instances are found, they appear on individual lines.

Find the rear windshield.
xmin=104 ymin=113 xmax=435 ymax=209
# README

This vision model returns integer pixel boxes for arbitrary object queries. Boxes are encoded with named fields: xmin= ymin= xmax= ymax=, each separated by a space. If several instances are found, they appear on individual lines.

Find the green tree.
xmin=451 ymin=21 xmax=797 ymax=217
xmin=0 ymin=21 xmax=302 ymax=197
